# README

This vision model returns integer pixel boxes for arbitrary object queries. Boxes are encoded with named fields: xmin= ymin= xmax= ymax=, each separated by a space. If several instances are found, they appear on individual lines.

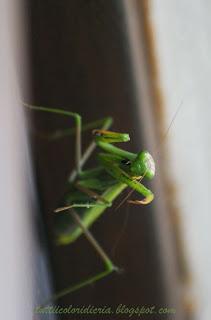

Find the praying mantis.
xmin=24 ymin=103 xmax=155 ymax=303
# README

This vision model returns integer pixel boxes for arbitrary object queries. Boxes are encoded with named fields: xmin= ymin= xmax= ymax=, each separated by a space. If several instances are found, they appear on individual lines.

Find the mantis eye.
xmin=131 ymin=151 xmax=155 ymax=179
xmin=121 ymin=159 xmax=131 ymax=166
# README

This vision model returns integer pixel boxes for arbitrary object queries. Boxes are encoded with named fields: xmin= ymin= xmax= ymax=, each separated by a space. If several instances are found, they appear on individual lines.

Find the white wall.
xmin=150 ymin=1 xmax=211 ymax=319
xmin=0 ymin=1 xmax=33 ymax=318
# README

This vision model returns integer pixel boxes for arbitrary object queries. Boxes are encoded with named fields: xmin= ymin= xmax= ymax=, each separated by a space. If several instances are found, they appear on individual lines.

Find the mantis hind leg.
xmin=37 ymin=117 xmax=113 ymax=140
xmin=23 ymin=102 xmax=82 ymax=174
xmin=51 ymin=177 xmax=121 ymax=302
xmin=67 ymin=117 xmax=114 ymax=182
xmin=44 ymin=208 xmax=119 ymax=305
xmin=24 ymin=102 xmax=113 ymax=176
xmin=51 ymin=180 xmax=121 ymax=303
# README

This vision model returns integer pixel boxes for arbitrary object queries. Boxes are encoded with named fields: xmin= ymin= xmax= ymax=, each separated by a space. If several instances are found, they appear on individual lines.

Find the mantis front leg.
xmin=93 ymin=129 xmax=154 ymax=205
xmin=98 ymin=153 xmax=154 ymax=205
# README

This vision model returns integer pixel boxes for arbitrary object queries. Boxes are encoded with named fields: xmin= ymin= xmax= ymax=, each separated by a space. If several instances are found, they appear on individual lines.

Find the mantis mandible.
xmin=24 ymin=103 xmax=155 ymax=303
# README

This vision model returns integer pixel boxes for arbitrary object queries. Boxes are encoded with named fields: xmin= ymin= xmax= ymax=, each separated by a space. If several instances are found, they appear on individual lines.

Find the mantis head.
xmin=130 ymin=151 xmax=155 ymax=179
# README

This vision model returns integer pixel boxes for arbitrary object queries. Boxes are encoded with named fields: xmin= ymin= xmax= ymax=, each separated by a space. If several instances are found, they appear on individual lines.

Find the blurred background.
xmin=1 ymin=0 xmax=210 ymax=319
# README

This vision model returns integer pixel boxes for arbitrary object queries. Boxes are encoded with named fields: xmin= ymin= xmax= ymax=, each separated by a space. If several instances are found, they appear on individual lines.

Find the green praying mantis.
xmin=24 ymin=103 xmax=155 ymax=303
